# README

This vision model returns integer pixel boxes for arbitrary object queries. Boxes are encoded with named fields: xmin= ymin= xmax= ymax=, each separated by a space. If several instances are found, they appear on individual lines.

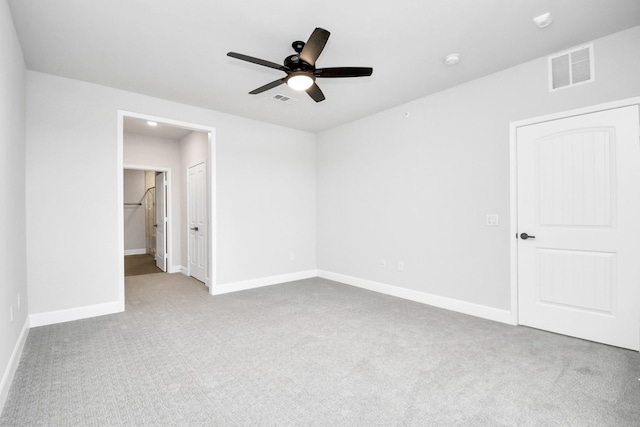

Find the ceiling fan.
xmin=227 ymin=27 xmax=373 ymax=102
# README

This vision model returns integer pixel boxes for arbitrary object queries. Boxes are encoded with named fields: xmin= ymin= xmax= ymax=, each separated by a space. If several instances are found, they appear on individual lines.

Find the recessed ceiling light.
xmin=533 ymin=12 xmax=553 ymax=28
xmin=147 ymin=121 xmax=158 ymax=127
xmin=444 ymin=53 xmax=460 ymax=66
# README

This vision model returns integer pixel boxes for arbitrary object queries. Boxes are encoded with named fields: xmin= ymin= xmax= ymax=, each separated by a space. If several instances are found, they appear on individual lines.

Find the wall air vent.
xmin=549 ymin=44 xmax=594 ymax=91
xmin=271 ymin=93 xmax=298 ymax=103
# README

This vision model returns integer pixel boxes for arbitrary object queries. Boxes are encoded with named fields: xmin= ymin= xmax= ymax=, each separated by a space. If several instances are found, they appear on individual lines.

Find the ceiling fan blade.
xmin=314 ymin=67 xmax=373 ymax=78
xmin=227 ymin=52 xmax=289 ymax=71
xmin=300 ymin=28 xmax=330 ymax=66
xmin=306 ymin=82 xmax=325 ymax=102
xmin=249 ymin=78 xmax=286 ymax=94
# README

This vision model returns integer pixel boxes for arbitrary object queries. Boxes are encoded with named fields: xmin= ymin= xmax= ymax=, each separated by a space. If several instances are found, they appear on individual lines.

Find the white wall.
xmin=181 ymin=131 xmax=208 ymax=168
xmin=0 ymin=0 xmax=27 ymax=410
xmin=216 ymin=125 xmax=317 ymax=284
xmin=124 ymin=133 xmax=183 ymax=270
xmin=317 ymin=26 xmax=640 ymax=312
xmin=122 ymin=169 xmax=146 ymax=252
xmin=26 ymin=71 xmax=317 ymax=317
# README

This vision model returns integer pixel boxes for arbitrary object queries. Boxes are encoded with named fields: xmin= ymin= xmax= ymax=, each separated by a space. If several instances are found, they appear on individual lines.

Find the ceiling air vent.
xmin=549 ymin=44 xmax=594 ymax=91
xmin=271 ymin=93 xmax=298 ymax=103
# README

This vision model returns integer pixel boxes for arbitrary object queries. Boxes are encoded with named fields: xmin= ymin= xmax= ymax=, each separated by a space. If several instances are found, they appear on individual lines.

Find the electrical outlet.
xmin=289 ymin=252 xmax=295 ymax=261
xmin=381 ymin=260 xmax=386 ymax=269
xmin=398 ymin=261 xmax=405 ymax=272
xmin=486 ymin=214 xmax=499 ymax=226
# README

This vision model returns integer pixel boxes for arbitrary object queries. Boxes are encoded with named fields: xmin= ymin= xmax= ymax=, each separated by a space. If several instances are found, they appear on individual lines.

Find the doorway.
xmin=123 ymin=168 xmax=166 ymax=276
xmin=511 ymin=99 xmax=640 ymax=350
xmin=123 ymin=167 xmax=171 ymax=276
xmin=117 ymin=111 xmax=217 ymax=306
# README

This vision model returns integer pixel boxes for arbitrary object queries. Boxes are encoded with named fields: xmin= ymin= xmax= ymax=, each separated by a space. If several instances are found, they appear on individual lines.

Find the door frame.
xmin=117 ymin=110 xmax=217 ymax=309
xmin=124 ymin=166 xmax=172 ymax=271
xmin=509 ymin=96 xmax=640 ymax=327
xmin=186 ymin=160 xmax=207 ymax=283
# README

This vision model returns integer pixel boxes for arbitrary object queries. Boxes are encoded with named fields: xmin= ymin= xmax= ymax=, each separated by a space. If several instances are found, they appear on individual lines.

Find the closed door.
xmin=155 ymin=172 xmax=167 ymax=272
xmin=188 ymin=163 xmax=207 ymax=283
xmin=517 ymin=105 xmax=640 ymax=350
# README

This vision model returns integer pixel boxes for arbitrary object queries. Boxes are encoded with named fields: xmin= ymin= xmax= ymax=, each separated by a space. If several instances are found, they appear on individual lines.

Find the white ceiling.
xmin=123 ymin=117 xmax=195 ymax=140
xmin=8 ymin=0 xmax=640 ymax=133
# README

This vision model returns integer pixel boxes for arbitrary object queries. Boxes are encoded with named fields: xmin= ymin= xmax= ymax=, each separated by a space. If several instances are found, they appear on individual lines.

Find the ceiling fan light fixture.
xmin=286 ymin=72 xmax=314 ymax=91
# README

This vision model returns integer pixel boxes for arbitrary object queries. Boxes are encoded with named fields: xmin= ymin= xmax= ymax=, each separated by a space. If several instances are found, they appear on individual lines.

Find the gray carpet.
xmin=2 ymin=275 xmax=639 ymax=426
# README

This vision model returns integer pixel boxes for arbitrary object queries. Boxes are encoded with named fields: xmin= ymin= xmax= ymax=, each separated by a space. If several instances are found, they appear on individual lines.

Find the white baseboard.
xmin=318 ymin=270 xmax=514 ymax=325
xmin=0 ymin=317 xmax=30 ymax=414
xmin=124 ymin=248 xmax=146 ymax=256
xmin=29 ymin=300 xmax=124 ymax=328
xmin=211 ymin=270 xmax=318 ymax=295
xmin=169 ymin=265 xmax=187 ymax=274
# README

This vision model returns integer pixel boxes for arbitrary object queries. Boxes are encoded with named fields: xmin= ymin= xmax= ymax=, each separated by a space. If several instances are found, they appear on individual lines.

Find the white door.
xmin=517 ymin=105 xmax=640 ymax=350
xmin=155 ymin=172 xmax=167 ymax=272
xmin=188 ymin=163 xmax=207 ymax=283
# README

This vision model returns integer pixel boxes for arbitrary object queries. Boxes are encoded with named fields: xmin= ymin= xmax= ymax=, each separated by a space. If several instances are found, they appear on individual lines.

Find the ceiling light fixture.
xmin=533 ymin=12 xmax=553 ymax=28
xmin=286 ymin=72 xmax=314 ymax=91
xmin=444 ymin=53 xmax=460 ymax=66
xmin=147 ymin=121 xmax=158 ymax=127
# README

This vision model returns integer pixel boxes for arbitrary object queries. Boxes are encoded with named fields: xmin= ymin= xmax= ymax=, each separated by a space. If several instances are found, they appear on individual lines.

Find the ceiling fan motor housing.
xmin=284 ymin=54 xmax=312 ymax=72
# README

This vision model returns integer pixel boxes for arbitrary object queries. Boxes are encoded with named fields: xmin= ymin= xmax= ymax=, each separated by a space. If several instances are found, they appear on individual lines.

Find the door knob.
xmin=190 ymin=227 xmax=199 ymax=231
xmin=520 ymin=233 xmax=535 ymax=240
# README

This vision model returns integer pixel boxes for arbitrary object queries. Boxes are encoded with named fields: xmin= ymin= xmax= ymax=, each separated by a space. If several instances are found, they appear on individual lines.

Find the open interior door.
xmin=155 ymin=172 xmax=167 ymax=272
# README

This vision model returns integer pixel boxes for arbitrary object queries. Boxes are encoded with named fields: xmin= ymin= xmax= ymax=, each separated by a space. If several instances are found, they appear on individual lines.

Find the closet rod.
xmin=124 ymin=186 xmax=156 ymax=207
xmin=140 ymin=186 xmax=155 ymax=201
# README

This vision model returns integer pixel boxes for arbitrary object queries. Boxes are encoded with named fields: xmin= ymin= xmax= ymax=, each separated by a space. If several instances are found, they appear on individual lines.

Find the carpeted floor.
xmin=124 ymin=254 xmax=162 ymax=276
xmin=2 ymin=275 xmax=640 ymax=426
